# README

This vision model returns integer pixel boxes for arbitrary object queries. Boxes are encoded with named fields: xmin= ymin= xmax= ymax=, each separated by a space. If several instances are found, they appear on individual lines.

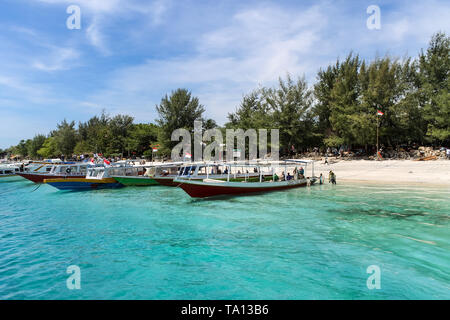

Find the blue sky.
xmin=0 ymin=0 xmax=449 ymax=148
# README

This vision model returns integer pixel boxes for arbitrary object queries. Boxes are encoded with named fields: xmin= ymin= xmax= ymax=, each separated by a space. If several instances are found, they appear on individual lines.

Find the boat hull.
xmin=154 ymin=174 xmax=272 ymax=187
xmin=152 ymin=176 xmax=178 ymax=187
xmin=112 ymin=176 xmax=159 ymax=186
xmin=44 ymin=178 xmax=122 ymax=191
xmin=177 ymin=179 xmax=311 ymax=198
xmin=17 ymin=172 xmax=84 ymax=183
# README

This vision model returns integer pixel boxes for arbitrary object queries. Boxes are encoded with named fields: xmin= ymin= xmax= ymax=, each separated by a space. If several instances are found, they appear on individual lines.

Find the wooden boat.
xmin=175 ymin=160 xmax=317 ymax=198
xmin=44 ymin=165 xmax=124 ymax=191
xmin=111 ymin=165 xmax=158 ymax=186
xmin=151 ymin=162 xmax=185 ymax=186
xmin=0 ymin=164 xmax=20 ymax=178
xmin=17 ymin=162 xmax=93 ymax=183
xmin=112 ymin=175 xmax=159 ymax=186
xmin=153 ymin=162 xmax=267 ymax=186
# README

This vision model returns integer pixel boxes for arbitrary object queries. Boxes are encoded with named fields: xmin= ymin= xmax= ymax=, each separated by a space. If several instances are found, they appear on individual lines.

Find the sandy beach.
xmin=312 ymin=159 xmax=450 ymax=186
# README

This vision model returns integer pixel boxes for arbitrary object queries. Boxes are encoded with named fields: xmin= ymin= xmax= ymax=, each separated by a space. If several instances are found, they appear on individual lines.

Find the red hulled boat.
xmin=18 ymin=163 xmax=92 ymax=183
xmin=174 ymin=160 xmax=317 ymax=198
xmin=175 ymin=178 xmax=311 ymax=198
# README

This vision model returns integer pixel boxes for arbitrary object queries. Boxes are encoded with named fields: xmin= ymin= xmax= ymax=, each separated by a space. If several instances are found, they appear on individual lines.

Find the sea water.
xmin=0 ymin=177 xmax=449 ymax=299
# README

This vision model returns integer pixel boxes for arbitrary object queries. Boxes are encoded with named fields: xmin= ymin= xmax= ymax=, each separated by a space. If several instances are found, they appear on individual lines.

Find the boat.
xmin=150 ymin=162 xmax=186 ymax=186
xmin=111 ymin=165 xmax=159 ymax=186
xmin=153 ymin=162 xmax=267 ymax=186
xmin=174 ymin=160 xmax=317 ymax=198
xmin=44 ymin=164 xmax=128 ymax=191
xmin=17 ymin=162 xmax=93 ymax=183
xmin=0 ymin=164 xmax=21 ymax=177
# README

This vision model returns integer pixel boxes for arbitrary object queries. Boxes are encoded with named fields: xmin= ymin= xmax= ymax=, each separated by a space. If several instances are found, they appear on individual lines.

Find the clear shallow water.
xmin=0 ymin=177 xmax=449 ymax=300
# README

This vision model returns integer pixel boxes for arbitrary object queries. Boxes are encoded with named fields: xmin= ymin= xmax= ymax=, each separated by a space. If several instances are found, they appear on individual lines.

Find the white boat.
xmin=0 ymin=164 xmax=21 ymax=177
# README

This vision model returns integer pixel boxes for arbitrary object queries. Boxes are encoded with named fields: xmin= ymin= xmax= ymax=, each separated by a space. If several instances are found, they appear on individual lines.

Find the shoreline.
xmin=338 ymin=178 xmax=450 ymax=188
xmin=310 ymin=159 xmax=450 ymax=187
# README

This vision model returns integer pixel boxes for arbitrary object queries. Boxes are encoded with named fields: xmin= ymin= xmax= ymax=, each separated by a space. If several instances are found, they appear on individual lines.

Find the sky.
xmin=0 ymin=0 xmax=449 ymax=149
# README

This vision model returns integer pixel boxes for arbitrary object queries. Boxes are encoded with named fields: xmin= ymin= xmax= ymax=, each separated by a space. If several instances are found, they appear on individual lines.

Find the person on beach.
xmin=324 ymin=155 xmax=329 ymax=165
xmin=447 ymin=148 xmax=450 ymax=159
xmin=329 ymin=171 xmax=336 ymax=184
xmin=319 ymin=173 xmax=323 ymax=184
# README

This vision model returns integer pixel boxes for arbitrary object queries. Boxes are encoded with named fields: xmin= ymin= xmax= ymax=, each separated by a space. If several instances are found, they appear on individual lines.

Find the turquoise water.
xmin=0 ymin=177 xmax=449 ymax=299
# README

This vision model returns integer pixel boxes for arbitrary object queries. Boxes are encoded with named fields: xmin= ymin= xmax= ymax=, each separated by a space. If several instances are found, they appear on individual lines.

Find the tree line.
xmin=1 ymin=32 xmax=448 ymax=159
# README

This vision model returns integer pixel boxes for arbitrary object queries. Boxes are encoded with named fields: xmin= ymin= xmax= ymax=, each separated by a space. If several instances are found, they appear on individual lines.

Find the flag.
xmin=185 ymin=152 xmax=192 ymax=159
xmin=377 ymin=110 xmax=384 ymax=116
xmin=152 ymin=148 xmax=158 ymax=152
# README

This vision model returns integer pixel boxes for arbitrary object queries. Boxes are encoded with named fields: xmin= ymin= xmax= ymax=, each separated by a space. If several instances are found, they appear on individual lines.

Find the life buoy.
xmin=66 ymin=168 xmax=72 ymax=174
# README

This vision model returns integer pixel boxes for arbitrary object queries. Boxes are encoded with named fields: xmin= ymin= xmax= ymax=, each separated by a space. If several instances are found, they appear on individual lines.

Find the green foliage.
xmin=5 ymin=32 xmax=449 ymax=158
xmin=126 ymin=123 xmax=159 ymax=156
xmin=53 ymin=120 xmax=78 ymax=156
xmin=419 ymin=32 xmax=450 ymax=143
xmin=37 ymin=137 xmax=58 ymax=158
xmin=27 ymin=134 xmax=46 ymax=158
xmin=227 ymin=75 xmax=316 ymax=153
xmin=73 ymin=140 xmax=92 ymax=155
xmin=156 ymin=88 xmax=206 ymax=155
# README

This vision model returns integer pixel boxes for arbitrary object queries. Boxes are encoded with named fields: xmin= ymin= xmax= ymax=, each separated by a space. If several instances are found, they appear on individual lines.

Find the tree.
xmin=156 ymin=89 xmax=206 ymax=154
xmin=266 ymin=75 xmax=314 ymax=153
xmin=107 ymin=114 xmax=134 ymax=155
xmin=418 ymin=32 xmax=450 ymax=144
xmin=53 ymin=120 xmax=78 ymax=156
xmin=227 ymin=75 xmax=314 ymax=155
xmin=73 ymin=140 xmax=92 ymax=155
xmin=37 ymin=137 xmax=58 ymax=158
xmin=126 ymin=123 xmax=159 ymax=156
xmin=13 ymin=140 xmax=30 ymax=158
xmin=327 ymin=53 xmax=362 ymax=147
xmin=27 ymin=134 xmax=46 ymax=159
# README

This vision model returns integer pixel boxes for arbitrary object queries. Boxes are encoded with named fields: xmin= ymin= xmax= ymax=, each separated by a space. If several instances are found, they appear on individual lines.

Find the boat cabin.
xmin=49 ymin=163 xmax=92 ymax=176
xmin=0 ymin=165 xmax=20 ymax=177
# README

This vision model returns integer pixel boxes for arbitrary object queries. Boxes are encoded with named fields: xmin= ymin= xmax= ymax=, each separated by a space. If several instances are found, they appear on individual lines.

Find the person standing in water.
xmin=319 ymin=173 xmax=323 ymax=185
xmin=329 ymin=171 xmax=336 ymax=184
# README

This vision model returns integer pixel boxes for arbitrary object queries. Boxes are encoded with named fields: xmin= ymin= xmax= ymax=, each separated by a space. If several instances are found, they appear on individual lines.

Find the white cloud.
xmin=32 ymin=47 xmax=81 ymax=72
xmin=36 ymin=0 xmax=172 ymax=53
xmin=83 ymin=4 xmax=327 ymax=123
xmin=86 ymin=18 xmax=111 ymax=55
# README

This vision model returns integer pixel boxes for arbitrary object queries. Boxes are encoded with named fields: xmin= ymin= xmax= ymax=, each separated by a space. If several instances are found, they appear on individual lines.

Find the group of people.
xmin=318 ymin=171 xmax=337 ymax=184
xmin=273 ymin=167 xmax=305 ymax=182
